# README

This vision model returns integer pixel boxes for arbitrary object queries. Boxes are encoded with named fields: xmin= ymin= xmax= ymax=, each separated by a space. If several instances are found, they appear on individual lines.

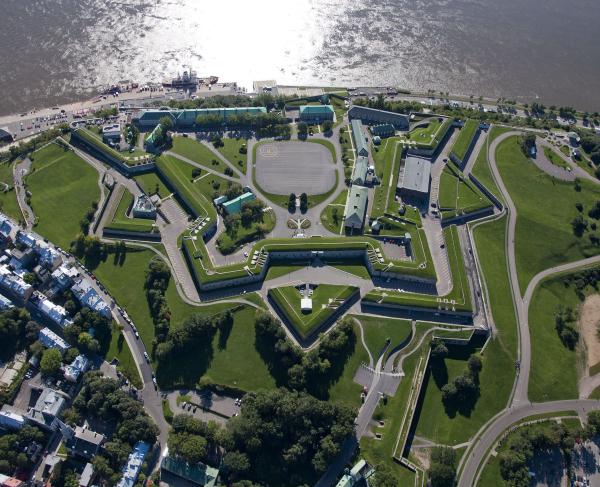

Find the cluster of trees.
xmin=63 ymin=307 xmax=112 ymax=355
xmin=429 ymin=339 xmax=483 ymax=414
xmin=322 ymin=120 xmax=333 ymax=133
xmin=79 ymin=201 xmax=98 ymax=234
xmin=580 ymin=132 xmax=600 ymax=166
xmin=2 ymin=127 xmax=68 ymax=163
xmin=68 ymin=372 xmax=158 ymax=485
xmin=554 ymin=305 xmax=579 ymax=350
xmin=354 ymin=95 xmax=422 ymax=114
xmin=561 ymin=267 xmax=600 ymax=299
xmin=224 ymin=200 xmax=266 ymax=237
xmin=0 ymin=307 xmax=39 ymax=362
xmin=254 ymin=312 xmax=356 ymax=396
xmin=571 ymin=199 xmax=600 ymax=240
xmin=297 ymin=122 xmax=308 ymax=138
xmin=71 ymin=234 xmax=108 ymax=264
xmin=519 ymin=133 xmax=537 ymax=157
xmin=223 ymin=388 xmax=355 ymax=485
xmin=0 ymin=425 xmax=45 ymax=474
xmin=155 ymin=310 xmax=233 ymax=364
xmin=498 ymin=419 xmax=581 ymax=486
xmin=125 ymin=123 xmax=139 ymax=147
xmin=429 ymin=447 xmax=456 ymax=487
xmin=94 ymin=107 xmax=118 ymax=119
xmin=40 ymin=348 xmax=63 ymax=376
xmin=168 ymin=415 xmax=223 ymax=467
xmin=145 ymin=257 xmax=172 ymax=353
xmin=164 ymin=93 xmax=289 ymax=111
xmin=195 ymin=112 xmax=290 ymax=139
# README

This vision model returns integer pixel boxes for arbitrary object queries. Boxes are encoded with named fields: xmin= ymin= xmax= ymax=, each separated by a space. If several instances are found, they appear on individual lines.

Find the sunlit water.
xmin=1 ymin=0 xmax=600 ymax=114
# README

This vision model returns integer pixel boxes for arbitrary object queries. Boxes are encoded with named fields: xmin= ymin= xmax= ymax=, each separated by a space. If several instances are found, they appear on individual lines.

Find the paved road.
xmin=459 ymin=400 xmax=600 ymax=487
xmin=457 ymin=129 xmax=600 ymax=485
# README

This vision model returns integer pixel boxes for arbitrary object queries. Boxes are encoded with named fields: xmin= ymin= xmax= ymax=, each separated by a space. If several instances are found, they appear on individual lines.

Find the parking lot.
xmin=255 ymin=141 xmax=336 ymax=195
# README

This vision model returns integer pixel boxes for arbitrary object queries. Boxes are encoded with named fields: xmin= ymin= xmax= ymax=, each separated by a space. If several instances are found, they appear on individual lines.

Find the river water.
xmin=1 ymin=0 xmax=599 ymax=115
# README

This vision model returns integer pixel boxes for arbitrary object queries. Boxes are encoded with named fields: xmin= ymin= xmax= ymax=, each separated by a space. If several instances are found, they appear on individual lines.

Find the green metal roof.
xmin=145 ymin=124 xmax=163 ymax=145
xmin=344 ymin=185 xmax=368 ymax=227
xmin=161 ymin=456 xmax=218 ymax=487
xmin=351 ymin=156 xmax=368 ymax=184
xmin=371 ymin=123 xmax=395 ymax=136
xmin=222 ymin=192 xmax=255 ymax=214
xmin=351 ymin=120 xmax=368 ymax=155
xmin=138 ymin=107 xmax=267 ymax=126
xmin=299 ymin=105 xmax=334 ymax=115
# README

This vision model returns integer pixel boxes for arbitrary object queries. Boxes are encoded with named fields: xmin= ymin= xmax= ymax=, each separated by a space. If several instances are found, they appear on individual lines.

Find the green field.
xmin=495 ymin=135 xmax=600 ymax=294
xmin=320 ymin=190 xmax=347 ymax=234
xmin=371 ymin=137 xmax=401 ymax=218
xmin=134 ymin=172 xmax=170 ymax=198
xmin=214 ymin=137 xmax=248 ymax=173
xmin=0 ymin=161 xmax=22 ymax=222
xmin=450 ymin=119 xmax=479 ymax=163
xmin=528 ymin=275 xmax=582 ymax=402
xmin=171 ymin=137 xmax=237 ymax=178
xmin=268 ymin=284 xmax=358 ymax=338
xmin=354 ymin=315 xmax=413 ymax=360
xmin=27 ymin=142 xmax=100 ymax=249
xmin=543 ymin=145 xmax=569 ymax=169
xmin=438 ymin=163 xmax=493 ymax=219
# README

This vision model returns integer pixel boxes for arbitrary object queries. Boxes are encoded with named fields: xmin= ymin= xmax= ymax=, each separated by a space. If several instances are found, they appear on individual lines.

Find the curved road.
xmin=458 ymin=130 xmax=600 ymax=486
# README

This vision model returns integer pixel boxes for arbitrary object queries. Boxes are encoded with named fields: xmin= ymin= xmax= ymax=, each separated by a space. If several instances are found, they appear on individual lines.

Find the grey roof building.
xmin=0 ymin=265 xmax=33 ymax=302
xmin=349 ymin=106 xmax=410 ymax=130
xmin=132 ymin=195 xmax=157 ymax=219
xmin=39 ymin=327 xmax=70 ymax=354
xmin=63 ymin=426 xmax=105 ymax=458
xmin=71 ymin=278 xmax=111 ymax=318
xmin=25 ymin=387 xmax=66 ymax=430
xmin=398 ymin=156 xmax=431 ymax=197
xmin=351 ymin=120 xmax=368 ymax=157
xmin=344 ymin=186 xmax=369 ymax=230
xmin=351 ymin=156 xmax=369 ymax=186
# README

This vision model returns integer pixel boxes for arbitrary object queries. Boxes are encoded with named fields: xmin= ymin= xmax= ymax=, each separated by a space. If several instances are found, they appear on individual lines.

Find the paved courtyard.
xmin=255 ymin=141 xmax=336 ymax=195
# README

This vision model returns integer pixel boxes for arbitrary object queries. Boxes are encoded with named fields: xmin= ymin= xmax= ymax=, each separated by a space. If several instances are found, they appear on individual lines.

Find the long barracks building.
xmin=135 ymin=107 xmax=267 ymax=129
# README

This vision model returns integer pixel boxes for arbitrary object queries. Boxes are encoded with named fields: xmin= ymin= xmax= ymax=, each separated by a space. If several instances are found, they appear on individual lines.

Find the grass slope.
xmin=0 ymin=162 xmax=22 ymax=222
xmin=171 ymin=137 xmax=237 ymax=177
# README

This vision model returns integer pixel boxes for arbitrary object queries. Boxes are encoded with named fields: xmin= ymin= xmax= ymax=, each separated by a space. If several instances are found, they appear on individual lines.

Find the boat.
xmin=162 ymin=69 xmax=199 ymax=88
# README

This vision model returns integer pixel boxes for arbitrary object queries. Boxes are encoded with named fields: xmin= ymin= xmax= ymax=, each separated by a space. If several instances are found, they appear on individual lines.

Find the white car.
xmin=143 ymin=352 xmax=150 ymax=362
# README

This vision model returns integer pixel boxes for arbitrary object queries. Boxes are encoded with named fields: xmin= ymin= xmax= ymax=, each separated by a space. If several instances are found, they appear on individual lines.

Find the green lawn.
xmin=371 ymin=137 xmax=401 ymax=219
xmin=215 ymin=137 xmax=248 ymax=174
xmin=560 ymin=145 xmax=571 ymax=157
xmin=329 ymin=262 xmax=371 ymax=279
xmin=269 ymin=284 xmax=358 ymax=338
xmin=27 ymin=142 xmax=100 ymax=249
xmin=543 ymin=145 xmax=569 ymax=169
xmin=495 ymin=135 xmax=600 ymax=294
xmin=0 ymin=161 xmax=22 ymax=222
xmin=354 ymin=315 xmax=413 ymax=359
xmin=106 ymin=329 xmax=143 ymax=388
xmin=528 ymin=275 xmax=582 ymax=402
xmin=134 ymin=172 xmax=170 ymax=198
xmin=438 ymin=163 xmax=493 ymax=219
xmin=320 ymin=190 xmax=347 ymax=234
xmin=171 ymin=137 xmax=237 ymax=178
xmin=450 ymin=119 xmax=479 ymax=163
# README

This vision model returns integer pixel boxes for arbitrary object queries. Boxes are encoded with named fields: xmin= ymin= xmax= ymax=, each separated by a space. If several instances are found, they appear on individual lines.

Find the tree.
xmin=181 ymin=435 xmax=207 ymax=464
xmin=299 ymin=193 xmax=308 ymax=213
xmin=223 ymin=451 xmax=250 ymax=479
xmin=297 ymin=122 xmax=308 ymax=137
xmin=159 ymin=116 xmax=174 ymax=132
xmin=40 ymin=348 xmax=62 ymax=376
xmin=519 ymin=133 xmax=536 ymax=157
xmin=288 ymin=193 xmax=296 ymax=212
xmin=322 ymin=120 xmax=333 ymax=133
xmin=571 ymin=214 xmax=588 ymax=237
xmin=429 ymin=446 xmax=456 ymax=487
xmin=467 ymin=355 xmax=483 ymax=376
xmin=370 ymin=463 xmax=399 ymax=487
xmin=430 ymin=338 xmax=448 ymax=359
